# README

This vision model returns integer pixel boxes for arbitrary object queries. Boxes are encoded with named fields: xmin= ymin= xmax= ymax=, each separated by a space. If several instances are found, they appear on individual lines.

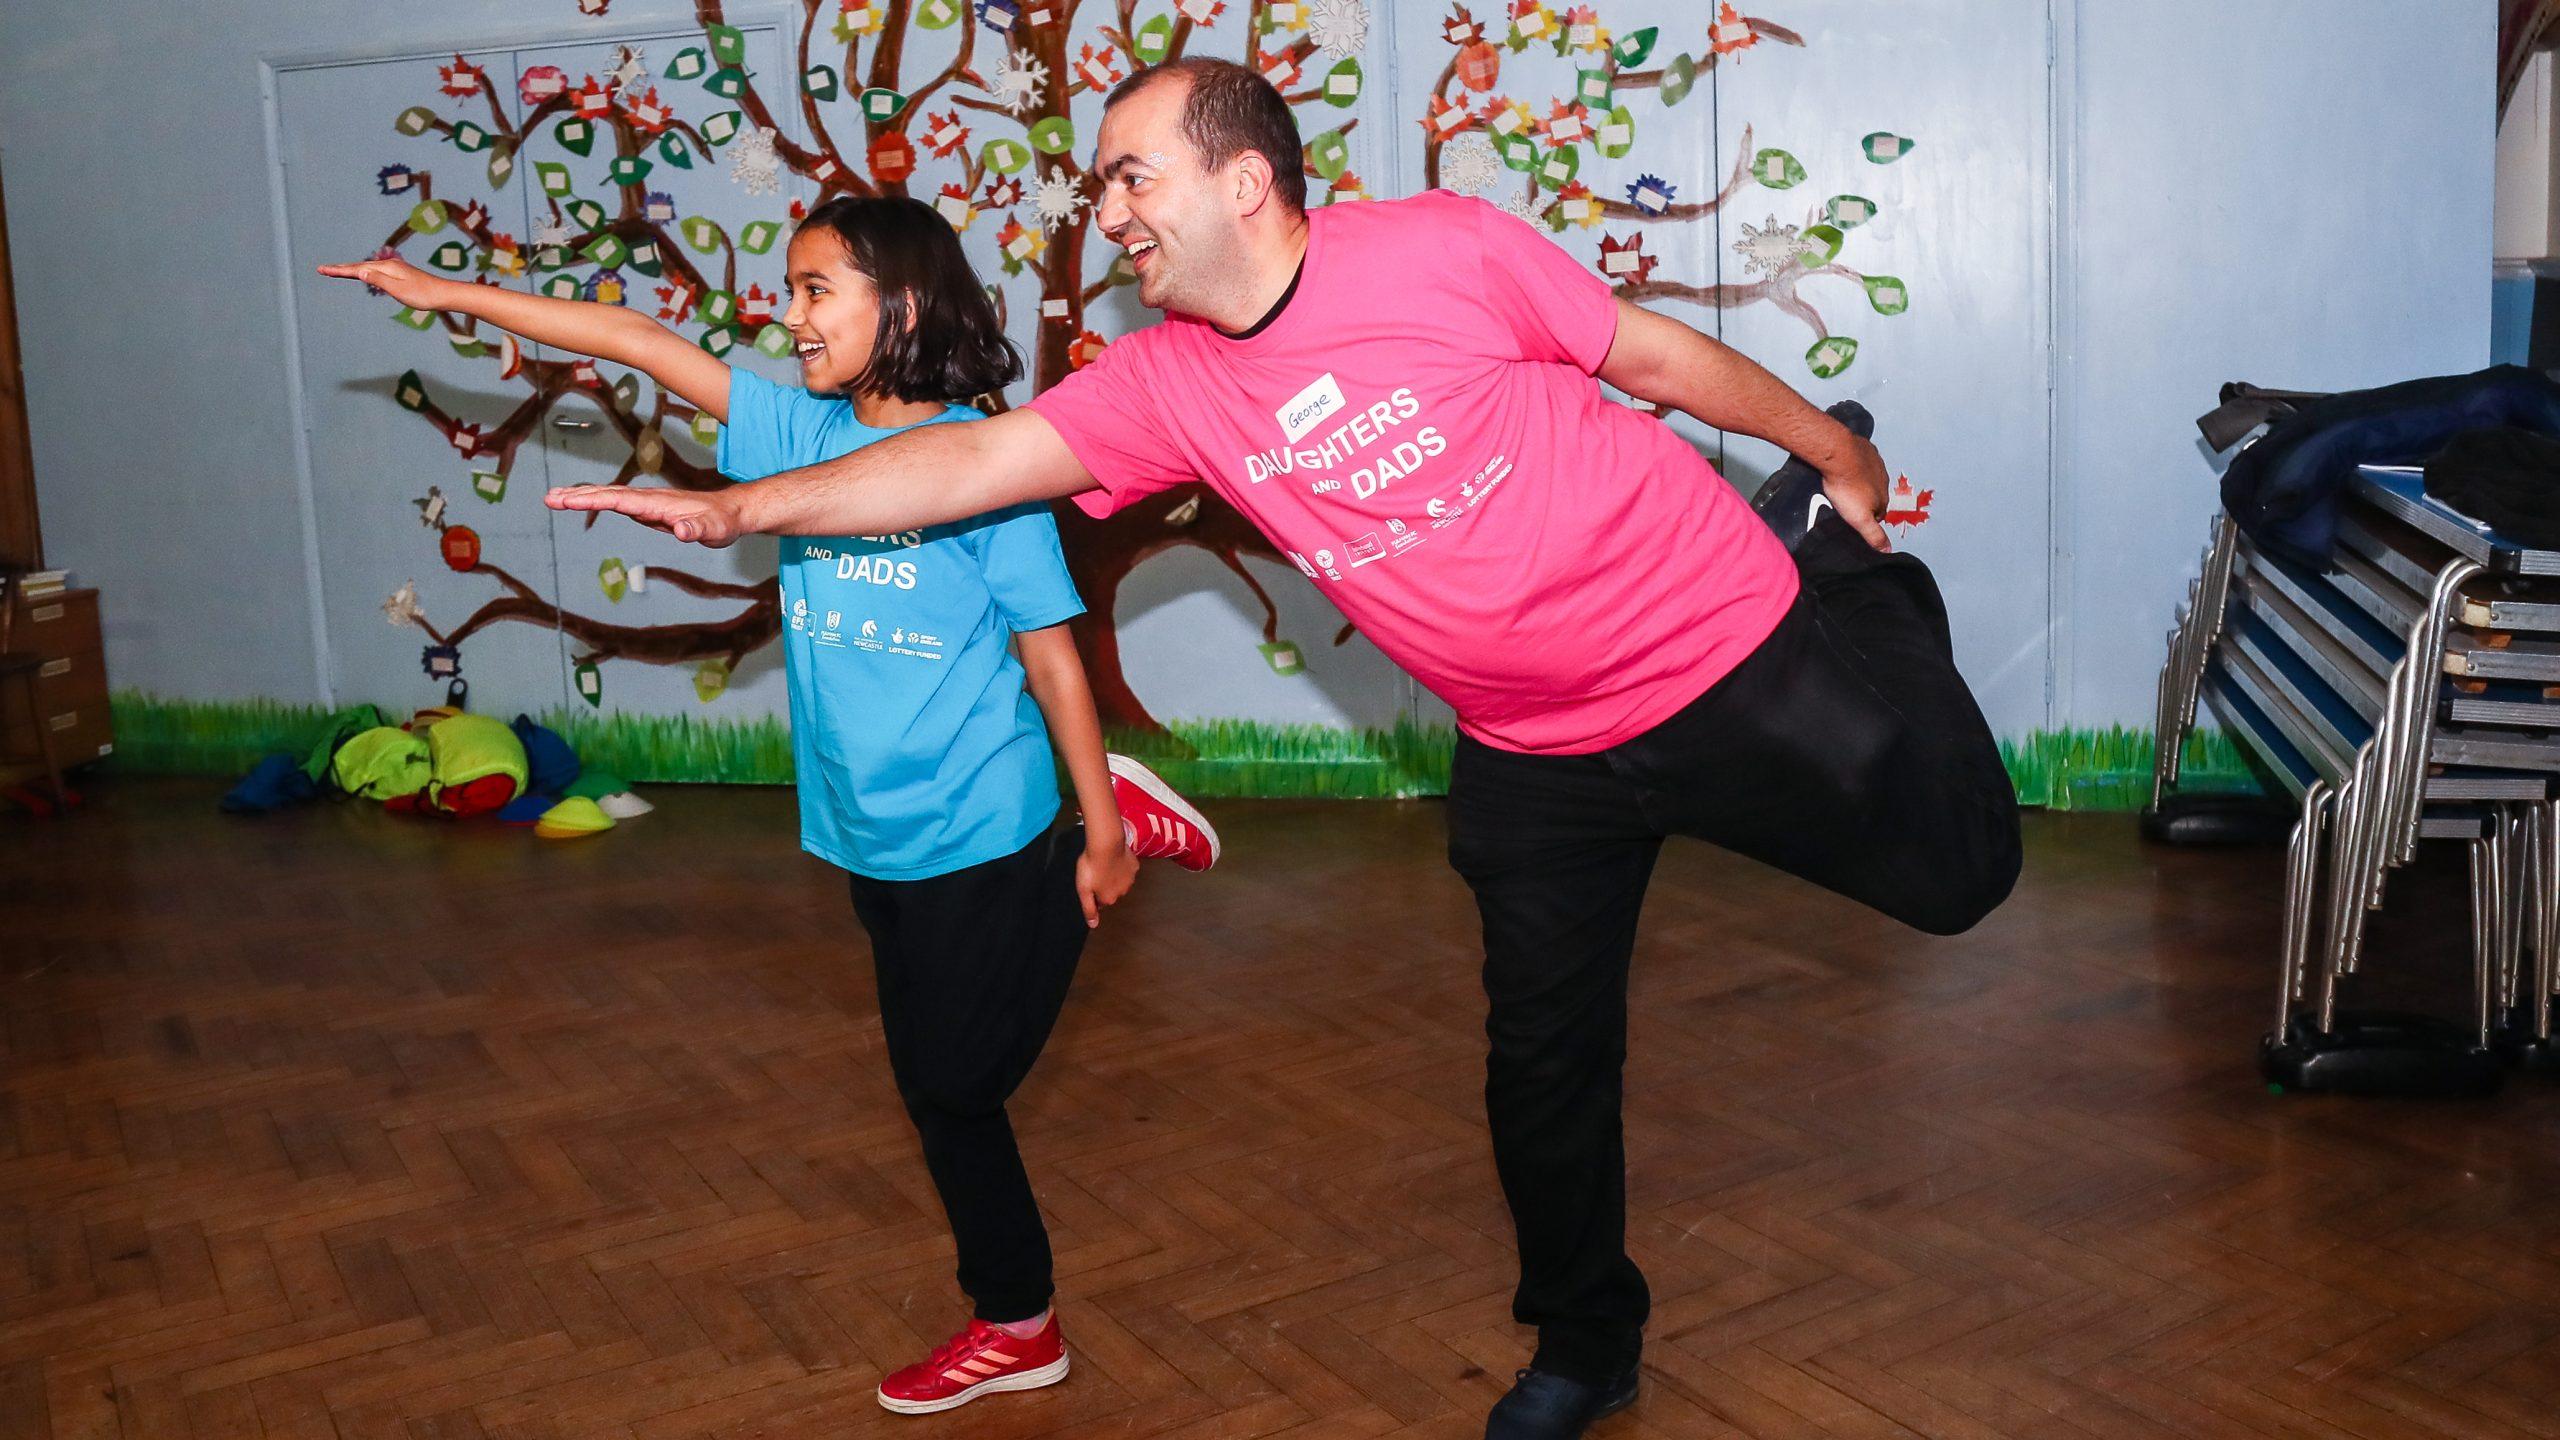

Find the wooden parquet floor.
xmin=6 ymin=779 xmax=2560 ymax=1440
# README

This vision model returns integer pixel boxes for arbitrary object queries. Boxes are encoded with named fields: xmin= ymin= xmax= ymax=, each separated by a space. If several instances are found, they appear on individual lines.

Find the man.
xmin=552 ymin=58 xmax=2020 ymax=1440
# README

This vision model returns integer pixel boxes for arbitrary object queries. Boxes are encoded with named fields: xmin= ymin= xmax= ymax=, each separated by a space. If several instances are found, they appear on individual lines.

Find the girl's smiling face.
xmin=781 ymin=227 xmax=889 ymax=394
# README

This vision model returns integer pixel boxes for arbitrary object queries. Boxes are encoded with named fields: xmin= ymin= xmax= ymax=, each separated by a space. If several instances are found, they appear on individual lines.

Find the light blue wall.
xmin=0 ymin=0 xmax=2500 ymax=729
xmin=2057 ymin=0 xmax=2494 ymax=727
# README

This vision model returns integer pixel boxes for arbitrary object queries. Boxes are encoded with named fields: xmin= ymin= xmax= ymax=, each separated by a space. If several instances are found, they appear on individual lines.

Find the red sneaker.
xmin=1108 ymin=754 xmax=1221 ymax=872
xmin=876 ymin=1315 xmax=1069 ymax=1415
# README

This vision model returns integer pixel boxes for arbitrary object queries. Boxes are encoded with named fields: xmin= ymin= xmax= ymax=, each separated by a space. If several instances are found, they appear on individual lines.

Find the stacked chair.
xmin=2151 ymin=465 xmax=2560 ymax=1096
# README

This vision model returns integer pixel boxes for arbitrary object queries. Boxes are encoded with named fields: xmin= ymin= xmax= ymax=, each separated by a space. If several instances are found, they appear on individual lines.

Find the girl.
xmin=321 ymin=195 xmax=1219 ymax=1414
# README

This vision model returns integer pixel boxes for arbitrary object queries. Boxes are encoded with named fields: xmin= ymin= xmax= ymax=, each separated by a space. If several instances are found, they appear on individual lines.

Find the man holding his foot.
xmin=552 ymin=58 xmax=2020 ymax=1439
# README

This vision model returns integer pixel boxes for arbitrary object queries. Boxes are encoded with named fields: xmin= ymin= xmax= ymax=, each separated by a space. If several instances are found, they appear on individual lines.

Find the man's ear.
xmin=1234 ymin=149 xmax=1277 ymax=217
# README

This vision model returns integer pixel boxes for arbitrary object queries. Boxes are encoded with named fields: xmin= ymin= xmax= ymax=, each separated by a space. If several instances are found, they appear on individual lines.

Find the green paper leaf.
xmin=753 ymin=323 xmax=794 ymax=357
xmin=1575 ymin=69 xmax=1611 ymax=107
xmin=666 ymin=47 xmax=708 ymax=81
xmin=1598 ymin=104 xmax=1636 ymax=159
xmin=704 ymin=67 xmax=748 ymax=99
xmin=693 ymin=659 xmax=730 ymax=703
xmin=566 ymin=198 xmax=607 ymax=230
xmin=1135 ymin=14 xmax=1173 ymax=62
xmin=1863 ymin=275 xmax=1909 ymax=315
xmin=860 ymin=86 xmax=908 ymax=121
xmin=691 ymin=410 xmax=722 ymax=445
xmin=556 ymin=117 xmax=595 ymax=156
xmin=575 ymin=660 xmax=603 ymax=707
xmin=450 ymin=121 xmax=490 ymax=152
xmin=1613 ymin=26 xmax=1657 ymax=67
xmin=681 ymin=216 xmax=727 ymax=253
xmin=1796 ymin=223 xmax=1844 ymax=266
xmin=1806 ymin=335 xmax=1859 ymax=378
xmin=394 ymin=370 xmax=428 ymax=410
xmin=701 ymin=110 xmax=741 ymax=145
xmin=804 ymin=65 xmax=839 ymax=100
xmin=1535 ymin=145 xmax=1580 ymax=192
xmin=408 ymin=200 xmax=449 ymax=233
xmin=473 ymin=470 xmax=508 ymax=502
xmin=1658 ymin=54 xmax=1695 ymax=107
xmin=534 ymin=161 xmax=574 ymax=196
xmin=1863 ymin=131 xmax=1916 ymax=164
xmin=391 ymin=306 xmax=435 ymax=330
xmin=611 ymin=374 xmax=640 ymax=411
xmin=1499 ymin=133 xmax=1539 ymax=172
xmin=1323 ymin=58 xmax=1363 ymax=107
xmin=1258 ymin=640 xmax=1306 ymax=676
xmin=585 ymin=233 xmax=631 ymax=266
xmin=486 ymin=145 xmax=516 ymax=187
xmin=981 ymin=137 xmax=1030 ymax=174
xmin=737 ymin=220 xmax=780 ymax=254
xmin=919 ymin=0 xmax=962 ymax=27
xmin=395 ymin=106 xmax=436 ymax=136
xmin=658 ymin=132 xmax=695 ymax=169
xmin=541 ymin=274 xmax=580 ymax=300
xmin=706 ymin=23 xmax=747 ymax=66
xmin=598 ymin=557 xmax=629 ymax=603
xmin=1029 ymin=116 xmax=1075 ymax=154
xmin=626 ymin=240 xmax=663 ymax=278
xmin=1825 ymin=194 xmax=1877 ymax=229
xmin=698 ymin=325 xmax=738 ymax=356
xmin=607 ymin=155 xmax=653 ymax=185
xmin=426 ymin=240 xmax=470 ymax=271
xmin=1304 ymin=128 xmax=1349 ymax=182
xmin=698 ymin=290 xmax=738 ymax=324
xmin=1753 ymin=147 xmax=1806 ymax=189
xmin=448 ymin=334 xmax=490 ymax=358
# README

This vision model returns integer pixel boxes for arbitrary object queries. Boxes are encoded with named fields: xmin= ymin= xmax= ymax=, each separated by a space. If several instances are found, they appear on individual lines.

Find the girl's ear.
xmin=900 ymin=289 xmax=920 ymax=335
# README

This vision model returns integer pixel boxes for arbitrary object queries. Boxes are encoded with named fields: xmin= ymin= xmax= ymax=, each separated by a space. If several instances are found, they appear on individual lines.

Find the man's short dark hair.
xmin=1104 ymin=58 xmax=1307 ymax=213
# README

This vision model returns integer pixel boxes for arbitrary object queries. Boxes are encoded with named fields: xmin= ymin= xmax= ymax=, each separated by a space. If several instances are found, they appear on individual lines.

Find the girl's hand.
xmin=317 ymin=256 xmax=450 ymax=311
xmin=1076 ymin=827 xmax=1137 ymax=928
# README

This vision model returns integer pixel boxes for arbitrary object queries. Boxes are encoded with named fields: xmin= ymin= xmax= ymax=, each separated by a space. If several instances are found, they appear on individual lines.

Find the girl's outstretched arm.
xmin=318 ymin=255 xmax=736 ymax=422
xmin=1017 ymin=623 xmax=1135 ymax=928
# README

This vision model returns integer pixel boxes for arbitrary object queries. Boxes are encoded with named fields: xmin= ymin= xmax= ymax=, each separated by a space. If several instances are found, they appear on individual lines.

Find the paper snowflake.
xmin=730 ymin=126 xmax=783 ymax=196
xmin=532 ymin=215 xmax=572 ymax=247
xmin=382 ymin=581 xmax=426 ymax=630
xmin=1732 ymin=214 xmax=1802 ymax=276
xmin=606 ymin=44 xmax=647 ymax=91
xmin=1439 ymin=134 xmax=1504 ymax=195
xmin=1495 ymin=186 xmax=1543 ymax=224
xmin=989 ymin=49 xmax=1049 ymax=111
xmin=1308 ymin=0 xmax=1370 ymax=58
xmin=1032 ymin=174 xmax=1088 ymax=232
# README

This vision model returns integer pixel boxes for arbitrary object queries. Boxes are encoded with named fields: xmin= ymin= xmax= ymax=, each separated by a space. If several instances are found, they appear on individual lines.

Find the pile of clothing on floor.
xmin=2205 ymin=364 xmax=2560 ymax=565
xmin=221 ymin=703 xmax=652 ymax=838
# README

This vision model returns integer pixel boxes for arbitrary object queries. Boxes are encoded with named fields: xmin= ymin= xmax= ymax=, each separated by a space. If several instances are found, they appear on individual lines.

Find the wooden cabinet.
xmin=6 ymin=588 xmax=111 ymax=768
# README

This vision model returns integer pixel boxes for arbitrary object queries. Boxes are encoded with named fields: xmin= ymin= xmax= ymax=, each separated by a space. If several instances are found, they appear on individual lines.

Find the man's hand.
xmin=1076 ymin=828 xmax=1138 ymax=928
xmin=545 ymin=485 xmax=742 ymax=546
xmin=1820 ymin=433 xmax=1895 ymax=552
xmin=316 ymin=256 xmax=450 ymax=311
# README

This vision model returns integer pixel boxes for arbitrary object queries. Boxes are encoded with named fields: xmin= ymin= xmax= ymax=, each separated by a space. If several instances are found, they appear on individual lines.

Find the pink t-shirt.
xmin=1026 ymin=190 xmax=1800 ymax=755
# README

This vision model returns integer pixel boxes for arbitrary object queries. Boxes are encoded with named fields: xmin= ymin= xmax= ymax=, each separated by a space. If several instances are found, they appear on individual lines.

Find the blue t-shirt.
xmin=717 ymin=368 xmax=1085 ymax=880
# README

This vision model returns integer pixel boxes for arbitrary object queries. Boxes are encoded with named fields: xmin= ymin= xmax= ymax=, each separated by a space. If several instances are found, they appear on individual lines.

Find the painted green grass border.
xmin=107 ymin=691 xmax=2262 ymax=810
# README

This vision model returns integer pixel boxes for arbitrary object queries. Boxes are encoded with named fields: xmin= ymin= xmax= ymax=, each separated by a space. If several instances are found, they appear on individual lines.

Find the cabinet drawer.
xmin=10 ymin=589 xmax=101 ymax=661
xmin=31 ymin=648 xmax=107 ymax=712
xmin=3 ymin=699 xmax=115 ymax=765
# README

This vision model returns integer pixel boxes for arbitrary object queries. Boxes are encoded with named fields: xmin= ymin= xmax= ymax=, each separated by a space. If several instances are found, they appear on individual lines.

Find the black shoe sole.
xmin=1751 ymin=401 xmax=1877 ymax=552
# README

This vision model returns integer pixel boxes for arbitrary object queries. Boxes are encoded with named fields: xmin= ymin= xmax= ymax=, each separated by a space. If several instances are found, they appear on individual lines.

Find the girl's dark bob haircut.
xmin=796 ymin=195 xmax=1022 ymax=404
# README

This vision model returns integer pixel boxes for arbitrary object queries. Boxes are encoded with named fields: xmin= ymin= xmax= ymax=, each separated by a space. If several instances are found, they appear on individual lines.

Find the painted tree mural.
xmin=358 ymin=0 xmax=1913 ymax=734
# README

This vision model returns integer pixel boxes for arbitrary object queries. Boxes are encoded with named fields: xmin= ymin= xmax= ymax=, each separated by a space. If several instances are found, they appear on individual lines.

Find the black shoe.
xmin=1484 ymin=1365 xmax=1639 ymax=1439
xmin=1750 ymin=399 xmax=1875 ymax=552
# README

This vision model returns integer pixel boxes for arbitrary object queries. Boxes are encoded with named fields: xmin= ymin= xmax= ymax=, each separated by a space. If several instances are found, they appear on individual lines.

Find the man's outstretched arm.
xmin=1596 ymin=297 xmax=1894 ymax=550
xmin=545 ymin=407 xmax=1100 ymax=545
